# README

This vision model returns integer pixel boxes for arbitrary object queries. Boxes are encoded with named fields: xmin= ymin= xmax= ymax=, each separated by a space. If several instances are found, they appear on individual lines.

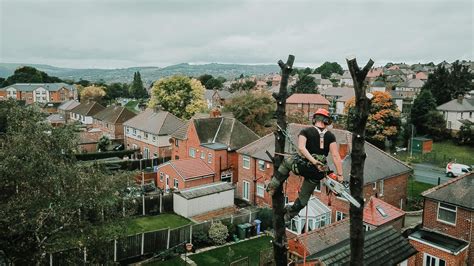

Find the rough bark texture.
xmin=271 ymin=55 xmax=294 ymax=266
xmin=346 ymin=57 xmax=374 ymax=266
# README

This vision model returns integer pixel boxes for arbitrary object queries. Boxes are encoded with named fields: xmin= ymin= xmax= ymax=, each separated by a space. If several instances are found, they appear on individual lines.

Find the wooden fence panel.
xmin=116 ymin=234 xmax=142 ymax=261
xmin=143 ymin=229 xmax=168 ymax=254
xmin=169 ymin=225 xmax=191 ymax=248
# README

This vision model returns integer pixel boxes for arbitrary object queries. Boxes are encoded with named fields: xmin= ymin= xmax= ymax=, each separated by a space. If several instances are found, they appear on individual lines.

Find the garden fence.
xmin=45 ymin=209 xmax=259 ymax=265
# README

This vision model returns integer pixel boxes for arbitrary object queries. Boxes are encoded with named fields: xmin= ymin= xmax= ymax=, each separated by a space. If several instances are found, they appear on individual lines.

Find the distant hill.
xmin=0 ymin=62 xmax=280 ymax=84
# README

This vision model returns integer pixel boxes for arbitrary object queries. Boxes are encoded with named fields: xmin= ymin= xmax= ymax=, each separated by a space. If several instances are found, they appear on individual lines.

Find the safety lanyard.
xmin=313 ymin=126 xmax=327 ymax=149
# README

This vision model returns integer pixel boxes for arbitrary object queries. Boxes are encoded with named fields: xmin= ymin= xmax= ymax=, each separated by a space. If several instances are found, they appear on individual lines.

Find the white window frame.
xmin=174 ymin=178 xmax=179 ymax=189
xmin=243 ymin=156 xmax=250 ymax=169
xmin=257 ymin=160 xmax=265 ymax=171
xmin=437 ymin=202 xmax=457 ymax=225
xmin=221 ymin=172 xmax=232 ymax=182
xmin=243 ymin=181 xmax=250 ymax=201
xmin=208 ymin=153 xmax=212 ymax=164
xmin=160 ymin=172 xmax=164 ymax=182
xmin=379 ymin=180 xmax=384 ymax=196
xmin=336 ymin=211 xmax=346 ymax=221
xmin=256 ymin=183 xmax=265 ymax=197
xmin=189 ymin=148 xmax=196 ymax=158
xmin=200 ymin=151 xmax=205 ymax=159
xmin=372 ymin=182 xmax=377 ymax=190
xmin=423 ymin=253 xmax=446 ymax=266
xmin=144 ymin=147 xmax=150 ymax=159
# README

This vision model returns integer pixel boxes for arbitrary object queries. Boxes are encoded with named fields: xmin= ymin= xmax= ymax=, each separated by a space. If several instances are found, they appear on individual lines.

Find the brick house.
xmin=92 ymin=105 xmax=136 ymax=141
xmin=408 ymin=173 xmax=472 ymax=266
xmin=170 ymin=116 xmax=259 ymax=184
xmin=123 ymin=108 xmax=185 ymax=160
xmin=0 ymin=83 xmax=77 ymax=104
xmin=58 ymin=100 xmax=80 ymax=123
xmin=288 ymin=220 xmax=417 ymax=265
xmin=236 ymin=123 xmax=412 ymax=222
xmin=363 ymin=196 xmax=405 ymax=231
xmin=286 ymin=94 xmax=330 ymax=121
xmin=69 ymin=101 xmax=105 ymax=125
xmin=437 ymin=95 xmax=474 ymax=131
xmin=156 ymin=158 xmax=215 ymax=192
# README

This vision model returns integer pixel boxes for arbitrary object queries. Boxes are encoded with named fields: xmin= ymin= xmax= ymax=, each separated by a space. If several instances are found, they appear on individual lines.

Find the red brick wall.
xmin=93 ymin=119 xmax=126 ymax=140
xmin=125 ymin=137 xmax=170 ymax=158
xmin=155 ymin=163 xmax=214 ymax=191
xmin=286 ymin=103 xmax=329 ymax=121
xmin=422 ymin=199 xmax=473 ymax=264
xmin=50 ymin=88 xmax=71 ymax=102
xmin=20 ymin=91 xmax=34 ymax=104
xmin=409 ymin=238 xmax=468 ymax=266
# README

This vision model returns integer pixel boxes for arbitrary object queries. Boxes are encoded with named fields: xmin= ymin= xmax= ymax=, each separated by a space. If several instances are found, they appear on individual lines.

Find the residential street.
xmin=412 ymin=163 xmax=450 ymax=185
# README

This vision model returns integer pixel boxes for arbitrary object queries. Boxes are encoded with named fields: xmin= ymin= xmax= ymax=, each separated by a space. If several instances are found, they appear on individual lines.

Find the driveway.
xmin=412 ymin=163 xmax=451 ymax=185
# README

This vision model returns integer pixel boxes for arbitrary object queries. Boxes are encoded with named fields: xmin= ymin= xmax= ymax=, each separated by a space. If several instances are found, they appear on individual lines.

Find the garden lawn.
xmin=408 ymin=177 xmax=435 ymax=200
xmin=125 ymin=214 xmax=192 ymax=235
xmin=144 ymin=256 xmax=187 ymax=265
xmin=189 ymin=236 xmax=273 ymax=266
xmin=431 ymin=140 xmax=474 ymax=166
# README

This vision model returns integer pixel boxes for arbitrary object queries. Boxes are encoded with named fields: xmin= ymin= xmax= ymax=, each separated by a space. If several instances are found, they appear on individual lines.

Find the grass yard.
xmin=189 ymin=236 xmax=273 ymax=266
xmin=125 ymin=214 xmax=192 ymax=235
xmin=431 ymin=140 xmax=474 ymax=166
xmin=407 ymin=177 xmax=436 ymax=211
xmin=144 ymin=256 xmax=187 ymax=265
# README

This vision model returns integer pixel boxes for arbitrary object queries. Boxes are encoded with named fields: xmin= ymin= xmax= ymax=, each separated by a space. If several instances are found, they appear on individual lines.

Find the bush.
xmin=192 ymin=231 xmax=211 ymax=249
xmin=75 ymin=149 xmax=138 ymax=161
xmin=208 ymin=221 xmax=229 ymax=246
xmin=223 ymin=221 xmax=236 ymax=242
xmin=256 ymin=208 xmax=273 ymax=230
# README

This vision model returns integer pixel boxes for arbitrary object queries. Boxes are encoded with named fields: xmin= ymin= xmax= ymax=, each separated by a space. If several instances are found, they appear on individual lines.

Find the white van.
xmin=446 ymin=162 xmax=472 ymax=177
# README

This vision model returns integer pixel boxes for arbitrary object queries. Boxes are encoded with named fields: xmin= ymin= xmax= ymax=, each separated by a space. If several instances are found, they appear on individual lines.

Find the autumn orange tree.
xmin=80 ymin=85 xmax=107 ymax=103
xmin=345 ymin=91 xmax=401 ymax=149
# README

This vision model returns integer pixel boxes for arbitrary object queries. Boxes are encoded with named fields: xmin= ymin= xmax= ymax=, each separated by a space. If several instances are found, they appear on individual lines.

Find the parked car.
xmin=446 ymin=162 xmax=472 ymax=177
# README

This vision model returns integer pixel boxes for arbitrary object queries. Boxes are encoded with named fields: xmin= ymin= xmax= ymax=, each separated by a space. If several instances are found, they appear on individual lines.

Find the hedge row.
xmin=75 ymin=149 xmax=139 ymax=161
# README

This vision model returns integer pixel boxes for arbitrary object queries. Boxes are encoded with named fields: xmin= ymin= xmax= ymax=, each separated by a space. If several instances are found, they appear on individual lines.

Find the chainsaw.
xmin=324 ymin=172 xmax=361 ymax=208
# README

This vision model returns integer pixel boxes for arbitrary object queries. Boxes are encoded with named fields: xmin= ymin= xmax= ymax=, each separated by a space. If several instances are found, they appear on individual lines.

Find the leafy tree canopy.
xmin=0 ymin=100 xmax=132 ymax=264
xmin=423 ymin=60 xmax=473 ymax=105
xmin=345 ymin=91 xmax=401 ymax=149
xmin=81 ymin=85 xmax=106 ymax=103
xmin=313 ymin=62 xmax=344 ymax=78
xmin=2 ymin=66 xmax=63 ymax=87
xmin=129 ymin=71 xmax=148 ymax=99
xmin=223 ymin=91 xmax=275 ymax=136
xmin=229 ymin=80 xmax=256 ymax=92
xmin=149 ymin=75 xmax=207 ymax=119
xmin=198 ymin=74 xmax=226 ymax=90
xmin=290 ymin=75 xmax=317 ymax=94
xmin=410 ymin=89 xmax=447 ymax=140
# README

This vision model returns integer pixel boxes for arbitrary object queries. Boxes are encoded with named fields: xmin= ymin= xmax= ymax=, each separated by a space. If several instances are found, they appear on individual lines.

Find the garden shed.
xmin=411 ymin=137 xmax=433 ymax=154
xmin=173 ymin=182 xmax=234 ymax=218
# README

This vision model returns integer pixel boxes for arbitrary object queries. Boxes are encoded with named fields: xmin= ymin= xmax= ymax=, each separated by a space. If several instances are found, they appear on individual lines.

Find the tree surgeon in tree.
xmin=267 ymin=108 xmax=344 ymax=222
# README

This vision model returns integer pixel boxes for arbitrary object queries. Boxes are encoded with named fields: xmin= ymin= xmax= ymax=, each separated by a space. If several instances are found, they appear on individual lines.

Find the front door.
xmin=243 ymin=181 xmax=250 ymax=201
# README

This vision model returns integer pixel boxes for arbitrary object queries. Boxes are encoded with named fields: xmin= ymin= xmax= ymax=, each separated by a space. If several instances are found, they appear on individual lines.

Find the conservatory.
xmin=287 ymin=197 xmax=332 ymax=235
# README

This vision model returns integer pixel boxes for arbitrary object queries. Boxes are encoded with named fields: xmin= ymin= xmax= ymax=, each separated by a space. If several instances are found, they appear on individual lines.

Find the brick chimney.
xmin=210 ymin=107 xmax=221 ymax=118
xmin=457 ymin=94 xmax=464 ymax=104
xmin=339 ymin=143 xmax=349 ymax=159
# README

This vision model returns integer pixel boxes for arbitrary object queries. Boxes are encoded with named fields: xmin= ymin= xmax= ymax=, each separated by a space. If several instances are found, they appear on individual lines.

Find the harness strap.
xmin=313 ymin=126 xmax=328 ymax=149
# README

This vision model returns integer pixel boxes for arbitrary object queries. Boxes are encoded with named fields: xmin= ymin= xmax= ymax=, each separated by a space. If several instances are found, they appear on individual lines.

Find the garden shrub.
xmin=256 ymin=208 xmax=273 ymax=230
xmin=208 ymin=221 xmax=229 ymax=246
xmin=192 ymin=231 xmax=211 ymax=249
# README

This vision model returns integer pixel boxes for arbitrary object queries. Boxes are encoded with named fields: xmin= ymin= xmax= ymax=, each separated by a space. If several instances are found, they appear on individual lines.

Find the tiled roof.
xmin=123 ymin=109 xmax=185 ymax=135
xmin=400 ymin=79 xmax=424 ymax=88
xmin=71 ymin=101 xmax=105 ymax=116
xmin=367 ymin=68 xmax=383 ymax=78
xmin=193 ymin=117 xmax=259 ymax=150
xmin=436 ymin=98 xmax=474 ymax=112
xmin=47 ymin=114 xmax=65 ymax=123
xmin=237 ymin=124 xmax=412 ymax=184
xmin=371 ymin=80 xmax=386 ymax=87
xmin=320 ymin=87 xmax=354 ymax=98
xmin=421 ymin=173 xmax=473 ymax=210
xmin=175 ymin=182 xmax=234 ymax=200
xmin=307 ymin=226 xmax=417 ymax=265
xmin=58 ymin=100 xmax=80 ymax=111
xmin=171 ymin=121 xmax=190 ymax=140
xmin=161 ymin=158 xmax=215 ymax=180
xmin=2 ymin=83 xmax=76 ymax=92
xmin=293 ymin=219 xmax=350 ymax=256
xmin=337 ymin=93 xmax=355 ymax=102
xmin=286 ymin=94 xmax=330 ymax=105
xmin=93 ymin=105 xmax=136 ymax=124
xmin=363 ymin=197 xmax=405 ymax=226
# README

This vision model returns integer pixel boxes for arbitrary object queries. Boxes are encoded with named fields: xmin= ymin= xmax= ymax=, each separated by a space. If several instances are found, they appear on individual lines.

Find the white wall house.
xmin=6 ymin=87 xmax=17 ymax=99
xmin=437 ymin=96 xmax=474 ymax=131
xmin=173 ymin=182 xmax=234 ymax=218
xmin=33 ymin=86 xmax=49 ymax=103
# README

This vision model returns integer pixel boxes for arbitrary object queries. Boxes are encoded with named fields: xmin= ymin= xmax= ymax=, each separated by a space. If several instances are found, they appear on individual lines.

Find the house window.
xmin=258 ymin=160 xmax=265 ymax=171
xmin=243 ymin=156 xmax=250 ymax=169
xmin=221 ymin=172 xmax=232 ymax=182
xmin=174 ymin=178 xmax=179 ymax=189
xmin=297 ymin=103 xmax=302 ymax=108
xmin=372 ymin=182 xmax=377 ymax=190
xmin=189 ymin=148 xmax=196 ymax=158
xmin=364 ymin=224 xmax=371 ymax=231
xmin=437 ymin=202 xmax=456 ymax=225
xmin=284 ymin=196 xmax=289 ymax=205
xmin=175 ymin=139 xmax=179 ymax=147
xmin=379 ymin=180 xmax=384 ymax=196
xmin=133 ymin=129 xmax=137 ymax=135
xmin=243 ymin=181 xmax=250 ymax=201
xmin=200 ymin=151 xmax=205 ymax=160
xmin=160 ymin=172 xmax=164 ymax=182
xmin=144 ymin=132 xmax=149 ymax=139
xmin=256 ymin=184 xmax=265 ymax=197
xmin=126 ymin=127 xmax=129 ymax=133
xmin=152 ymin=136 xmax=156 ymax=142
xmin=423 ymin=253 xmax=446 ymax=266
xmin=336 ymin=211 xmax=346 ymax=221
xmin=208 ymin=153 xmax=212 ymax=164
xmin=143 ymin=148 xmax=150 ymax=159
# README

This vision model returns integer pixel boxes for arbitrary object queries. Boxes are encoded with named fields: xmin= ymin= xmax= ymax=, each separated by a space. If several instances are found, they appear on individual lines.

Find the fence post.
xmin=49 ymin=253 xmax=52 ymax=266
xmin=142 ymin=194 xmax=146 ymax=216
xmin=166 ymin=227 xmax=171 ymax=249
xmin=248 ymin=210 xmax=252 ymax=223
xmin=84 ymin=247 xmax=87 ymax=263
xmin=231 ymin=215 xmax=233 ymax=224
xmin=159 ymin=193 xmax=162 ymax=213
xmin=122 ymin=200 xmax=125 ymax=217
xmin=114 ymin=239 xmax=117 ymax=262
xmin=190 ymin=225 xmax=193 ymax=244
xmin=141 ymin=233 xmax=144 ymax=255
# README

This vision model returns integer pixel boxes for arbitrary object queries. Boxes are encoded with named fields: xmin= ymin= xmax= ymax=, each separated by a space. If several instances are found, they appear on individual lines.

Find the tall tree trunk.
xmin=271 ymin=54 xmax=294 ymax=266
xmin=346 ymin=57 xmax=374 ymax=266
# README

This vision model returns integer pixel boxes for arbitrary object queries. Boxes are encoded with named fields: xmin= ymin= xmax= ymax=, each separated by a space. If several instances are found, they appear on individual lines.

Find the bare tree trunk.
xmin=270 ymin=54 xmax=294 ymax=266
xmin=346 ymin=57 xmax=374 ymax=266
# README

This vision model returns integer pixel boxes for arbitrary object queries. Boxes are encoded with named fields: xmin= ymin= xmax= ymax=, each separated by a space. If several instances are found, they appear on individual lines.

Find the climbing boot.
xmin=284 ymin=199 xmax=303 ymax=225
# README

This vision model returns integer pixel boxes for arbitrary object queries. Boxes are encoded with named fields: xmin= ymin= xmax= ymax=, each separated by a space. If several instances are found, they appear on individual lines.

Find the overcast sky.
xmin=0 ymin=0 xmax=472 ymax=69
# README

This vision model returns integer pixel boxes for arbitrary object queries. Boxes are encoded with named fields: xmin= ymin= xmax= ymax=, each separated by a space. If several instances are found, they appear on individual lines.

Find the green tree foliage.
xmin=423 ymin=61 xmax=473 ymax=105
xmin=223 ymin=91 xmax=275 ymax=136
xmin=410 ymin=89 xmax=447 ymax=140
xmin=313 ymin=62 xmax=344 ymax=78
xmin=0 ymin=100 xmax=132 ymax=264
xmin=346 ymin=91 xmax=401 ymax=149
xmin=2 ymin=66 xmax=63 ymax=87
xmin=287 ymin=110 xmax=310 ymax=125
xmin=97 ymin=136 xmax=111 ymax=152
xmin=129 ymin=71 xmax=148 ymax=99
xmin=229 ymin=80 xmax=256 ymax=92
xmin=291 ymin=75 xmax=317 ymax=94
xmin=103 ymin=83 xmax=130 ymax=103
xmin=149 ymin=75 xmax=206 ymax=119
xmin=198 ymin=74 xmax=226 ymax=90
xmin=208 ymin=221 xmax=229 ymax=246
xmin=80 ymin=85 xmax=106 ymax=103
xmin=456 ymin=122 xmax=473 ymax=145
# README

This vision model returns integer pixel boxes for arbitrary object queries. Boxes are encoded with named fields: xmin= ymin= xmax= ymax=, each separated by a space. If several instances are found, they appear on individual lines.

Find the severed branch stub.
xmin=270 ymin=54 xmax=294 ymax=266
xmin=346 ymin=56 xmax=374 ymax=266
